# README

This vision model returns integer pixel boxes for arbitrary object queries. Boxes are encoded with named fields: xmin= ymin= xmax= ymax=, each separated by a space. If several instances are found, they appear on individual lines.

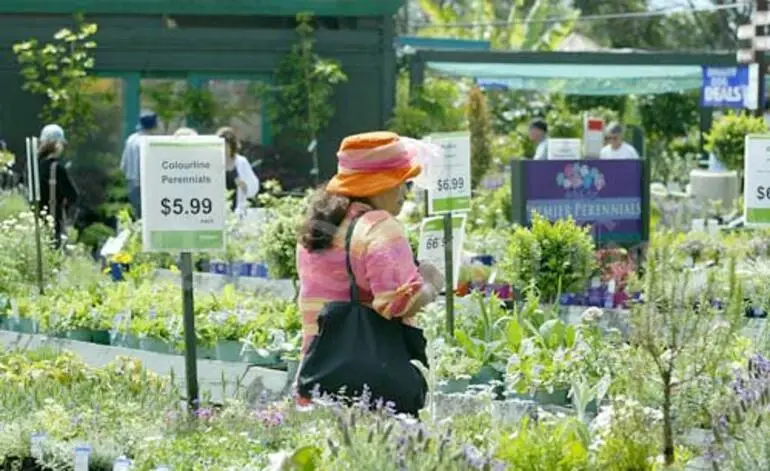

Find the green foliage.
xmin=389 ymin=75 xmax=466 ymax=138
xmin=140 ymin=82 xmax=248 ymax=133
xmin=12 ymin=16 xmax=99 ymax=149
xmin=256 ymin=181 xmax=307 ymax=281
xmin=467 ymin=182 xmax=511 ymax=232
xmin=417 ymin=0 xmax=578 ymax=50
xmin=629 ymin=232 xmax=745 ymax=465
xmin=264 ymin=12 xmax=347 ymax=145
xmin=638 ymin=92 xmax=699 ymax=142
xmin=468 ymin=86 xmax=493 ymax=189
xmin=79 ymin=223 xmax=115 ymax=252
xmin=706 ymin=112 xmax=768 ymax=171
xmin=501 ymin=213 xmax=596 ymax=302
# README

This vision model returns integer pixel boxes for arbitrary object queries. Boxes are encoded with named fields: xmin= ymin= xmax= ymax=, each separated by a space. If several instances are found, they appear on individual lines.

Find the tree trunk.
xmin=662 ymin=372 xmax=675 ymax=465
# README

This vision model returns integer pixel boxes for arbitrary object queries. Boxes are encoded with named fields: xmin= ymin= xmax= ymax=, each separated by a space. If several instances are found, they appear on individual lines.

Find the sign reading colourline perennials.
xmin=140 ymin=136 xmax=226 ymax=252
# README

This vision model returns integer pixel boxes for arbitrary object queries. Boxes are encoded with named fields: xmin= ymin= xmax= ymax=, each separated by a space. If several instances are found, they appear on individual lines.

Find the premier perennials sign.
xmin=140 ymin=135 xmax=226 ymax=252
xmin=511 ymin=160 xmax=645 ymax=244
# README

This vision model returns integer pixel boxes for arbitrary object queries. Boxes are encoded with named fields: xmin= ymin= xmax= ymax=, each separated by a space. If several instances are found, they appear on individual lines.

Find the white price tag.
xmin=547 ymin=138 xmax=582 ymax=160
xmin=113 ymin=456 xmax=131 ymax=471
xmin=73 ymin=444 xmax=91 ymax=471
xmin=424 ymin=132 xmax=471 ymax=215
xmin=417 ymin=215 xmax=466 ymax=289
xmin=140 ymin=135 xmax=227 ymax=252
xmin=744 ymin=134 xmax=770 ymax=226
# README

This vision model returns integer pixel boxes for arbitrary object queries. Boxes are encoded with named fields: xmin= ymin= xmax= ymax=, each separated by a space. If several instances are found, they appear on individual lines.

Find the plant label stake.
xmin=25 ymin=136 xmax=44 ymax=295
xmin=73 ymin=444 xmax=91 ymax=471
xmin=140 ymin=135 xmax=227 ymax=412
xmin=421 ymin=132 xmax=471 ymax=338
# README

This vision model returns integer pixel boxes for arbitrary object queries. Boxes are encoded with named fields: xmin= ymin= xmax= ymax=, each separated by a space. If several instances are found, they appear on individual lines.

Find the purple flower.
xmin=195 ymin=407 xmax=213 ymax=420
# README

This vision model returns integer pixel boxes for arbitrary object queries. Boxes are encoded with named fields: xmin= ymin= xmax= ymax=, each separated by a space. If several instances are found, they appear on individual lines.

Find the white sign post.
xmin=417 ymin=214 xmax=466 ymax=290
xmin=547 ymin=138 xmax=582 ymax=160
xmin=425 ymin=132 xmax=472 ymax=215
xmin=421 ymin=132 xmax=471 ymax=337
xmin=25 ymin=136 xmax=44 ymax=295
xmin=744 ymin=134 xmax=770 ymax=226
xmin=140 ymin=135 xmax=226 ymax=412
xmin=583 ymin=116 xmax=605 ymax=159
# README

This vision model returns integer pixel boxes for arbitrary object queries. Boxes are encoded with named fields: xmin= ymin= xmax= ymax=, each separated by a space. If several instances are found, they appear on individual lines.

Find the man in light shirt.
xmin=120 ymin=111 xmax=158 ymax=219
xmin=600 ymin=123 xmax=639 ymax=160
xmin=529 ymin=119 xmax=549 ymax=160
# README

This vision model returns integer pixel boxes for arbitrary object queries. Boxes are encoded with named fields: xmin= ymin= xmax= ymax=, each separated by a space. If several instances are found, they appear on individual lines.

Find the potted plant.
xmin=132 ymin=315 xmax=172 ymax=354
xmin=108 ymin=252 xmax=132 ymax=282
xmin=501 ymin=213 xmax=596 ymax=307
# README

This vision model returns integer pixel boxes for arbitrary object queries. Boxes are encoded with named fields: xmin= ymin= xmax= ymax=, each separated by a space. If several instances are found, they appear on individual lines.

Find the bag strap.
xmin=344 ymin=214 xmax=363 ymax=303
xmin=48 ymin=160 xmax=58 ymax=217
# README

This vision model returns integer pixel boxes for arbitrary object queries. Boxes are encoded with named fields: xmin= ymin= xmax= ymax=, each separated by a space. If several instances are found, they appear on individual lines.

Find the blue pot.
xmin=109 ymin=263 xmax=129 ymax=282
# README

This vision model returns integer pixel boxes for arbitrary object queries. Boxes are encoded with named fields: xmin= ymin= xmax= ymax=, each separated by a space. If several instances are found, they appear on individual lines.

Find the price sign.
xmin=745 ymin=134 xmax=770 ymax=226
xmin=547 ymin=138 xmax=582 ymax=160
xmin=140 ymin=136 xmax=226 ymax=252
xmin=425 ymin=132 xmax=471 ymax=215
xmin=417 ymin=214 xmax=466 ymax=289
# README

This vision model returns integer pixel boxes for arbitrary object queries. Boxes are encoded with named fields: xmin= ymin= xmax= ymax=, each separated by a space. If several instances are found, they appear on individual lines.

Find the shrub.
xmin=705 ymin=112 xmax=767 ymax=171
xmin=468 ymin=86 xmax=493 ymax=189
xmin=501 ymin=213 xmax=596 ymax=302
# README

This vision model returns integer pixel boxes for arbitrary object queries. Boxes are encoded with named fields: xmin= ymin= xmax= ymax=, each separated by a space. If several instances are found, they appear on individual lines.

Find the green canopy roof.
xmin=427 ymin=61 xmax=704 ymax=95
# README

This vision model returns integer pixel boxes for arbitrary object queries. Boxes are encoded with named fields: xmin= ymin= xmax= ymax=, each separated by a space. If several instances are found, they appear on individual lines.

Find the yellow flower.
xmin=112 ymin=252 xmax=133 ymax=265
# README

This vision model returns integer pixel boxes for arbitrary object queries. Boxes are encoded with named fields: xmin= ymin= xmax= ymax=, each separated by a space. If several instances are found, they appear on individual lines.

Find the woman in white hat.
xmin=37 ymin=124 xmax=79 ymax=248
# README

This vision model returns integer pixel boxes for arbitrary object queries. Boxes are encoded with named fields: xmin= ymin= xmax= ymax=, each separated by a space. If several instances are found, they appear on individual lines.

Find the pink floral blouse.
xmin=296 ymin=202 xmax=423 ymax=354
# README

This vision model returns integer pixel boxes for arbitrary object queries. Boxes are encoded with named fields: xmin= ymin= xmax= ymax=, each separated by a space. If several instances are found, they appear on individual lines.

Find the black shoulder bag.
xmin=297 ymin=215 xmax=428 ymax=415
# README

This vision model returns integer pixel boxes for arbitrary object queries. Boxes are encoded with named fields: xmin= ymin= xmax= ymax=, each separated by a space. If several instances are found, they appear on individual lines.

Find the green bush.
xmin=501 ymin=213 xmax=596 ymax=302
xmin=705 ymin=112 xmax=767 ymax=171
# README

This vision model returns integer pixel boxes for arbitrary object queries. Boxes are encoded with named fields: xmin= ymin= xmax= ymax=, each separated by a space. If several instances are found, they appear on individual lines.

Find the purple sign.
xmin=521 ymin=160 xmax=644 ymax=244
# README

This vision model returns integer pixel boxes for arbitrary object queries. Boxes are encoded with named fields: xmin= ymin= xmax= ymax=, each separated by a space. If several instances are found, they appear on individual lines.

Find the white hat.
xmin=40 ymin=124 xmax=67 ymax=144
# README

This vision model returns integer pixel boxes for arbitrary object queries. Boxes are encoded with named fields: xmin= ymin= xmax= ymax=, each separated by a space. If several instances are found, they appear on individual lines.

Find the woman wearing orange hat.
xmin=295 ymin=131 xmax=443 ymax=412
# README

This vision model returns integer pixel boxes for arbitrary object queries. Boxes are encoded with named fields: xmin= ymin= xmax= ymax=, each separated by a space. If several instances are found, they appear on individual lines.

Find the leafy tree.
xmin=388 ymin=74 xmax=466 ymax=138
xmin=265 ymin=12 xmax=347 ymax=146
xmin=12 ymin=15 xmax=99 ymax=149
xmin=417 ymin=0 xmax=578 ymax=50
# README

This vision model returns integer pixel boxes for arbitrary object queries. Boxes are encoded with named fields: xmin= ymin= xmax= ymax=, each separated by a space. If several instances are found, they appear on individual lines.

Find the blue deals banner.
xmin=701 ymin=66 xmax=751 ymax=109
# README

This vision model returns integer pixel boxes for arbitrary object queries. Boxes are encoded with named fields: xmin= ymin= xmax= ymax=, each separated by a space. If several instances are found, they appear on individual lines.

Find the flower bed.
xmin=0 ymin=348 xmax=687 ymax=470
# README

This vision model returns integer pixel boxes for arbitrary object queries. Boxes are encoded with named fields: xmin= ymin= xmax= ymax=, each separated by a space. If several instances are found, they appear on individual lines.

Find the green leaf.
xmin=506 ymin=318 xmax=524 ymax=351
xmin=291 ymin=446 xmax=321 ymax=471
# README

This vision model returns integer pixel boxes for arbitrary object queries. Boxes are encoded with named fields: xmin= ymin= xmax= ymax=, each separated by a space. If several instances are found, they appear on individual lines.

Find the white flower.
xmin=581 ymin=307 xmax=604 ymax=323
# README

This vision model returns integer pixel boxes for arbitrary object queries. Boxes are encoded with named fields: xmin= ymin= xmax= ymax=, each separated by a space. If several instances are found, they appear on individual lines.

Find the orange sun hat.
xmin=326 ymin=131 xmax=422 ymax=198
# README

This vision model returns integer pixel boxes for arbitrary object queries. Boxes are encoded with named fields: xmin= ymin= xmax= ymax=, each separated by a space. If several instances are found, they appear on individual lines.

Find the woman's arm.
xmin=363 ymin=215 xmax=437 ymax=320
xmin=235 ymin=155 xmax=259 ymax=198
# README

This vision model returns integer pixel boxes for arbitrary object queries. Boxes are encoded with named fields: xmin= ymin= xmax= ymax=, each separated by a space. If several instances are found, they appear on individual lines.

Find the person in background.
xmin=529 ymin=119 xmax=549 ymax=160
xmin=120 ymin=111 xmax=158 ymax=220
xmin=295 ymin=131 xmax=444 ymax=407
xmin=216 ymin=127 xmax=259 ymax=214
xmin=600 ymin=123 xmax=640 ymax=160
xmin=173 ymin=127 xmax=198 ymax=137
xmin=37 ymin=124 xmax=78 ymax=248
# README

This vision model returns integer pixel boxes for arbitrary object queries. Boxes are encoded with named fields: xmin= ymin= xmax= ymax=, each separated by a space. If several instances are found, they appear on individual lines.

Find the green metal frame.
xmin=0 ymin=0 xmax=404 ymax=16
